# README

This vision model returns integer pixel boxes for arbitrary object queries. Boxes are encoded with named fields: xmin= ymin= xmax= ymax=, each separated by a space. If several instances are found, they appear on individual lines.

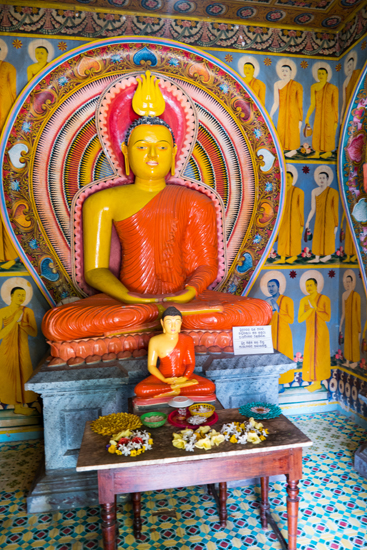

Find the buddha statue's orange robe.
xmin=113 ymin=185 xmax=218 ymax=296
xmin=135 ymin=333 xmax=215 ymax=398
xmin=42 ymin=184 xmax=272 ymax=341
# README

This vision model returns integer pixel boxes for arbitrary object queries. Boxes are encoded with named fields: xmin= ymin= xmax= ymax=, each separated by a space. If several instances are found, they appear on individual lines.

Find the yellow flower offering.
xmin=247 ymin=432 xmax=261 ymax=444
xmin=130 ymin=450 xmax=137 ymax=456
xmin=211 ymin=434 xmax=225 ymax=446
xmin=172 ymin=439 xmax=186 ymax=449
xmin=230 ymin=435 xmax=238 ymax=444
xmin=197 ymin=425 xmax=210 ymax=435
xmin=116 ymin=450 xmax=122 ymax=455
xmin=108 ymin=445 xmax=116 ymax=454
xmin=195 ymin=438 xmax=212 ymax=450
xmin=91 ymin=412 xmax=142 ymax=436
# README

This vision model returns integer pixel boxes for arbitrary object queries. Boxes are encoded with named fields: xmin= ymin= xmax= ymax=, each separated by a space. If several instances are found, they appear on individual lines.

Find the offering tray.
xmin=168 ymin=410 xmax=219 ymax=428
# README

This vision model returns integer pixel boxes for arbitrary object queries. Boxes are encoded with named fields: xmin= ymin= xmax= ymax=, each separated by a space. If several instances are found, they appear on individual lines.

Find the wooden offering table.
xmin=77 ymin=410 xmax=312 ymax=550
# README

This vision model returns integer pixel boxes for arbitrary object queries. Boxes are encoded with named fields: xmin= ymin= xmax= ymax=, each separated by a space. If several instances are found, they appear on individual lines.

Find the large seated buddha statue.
xmin=42 ymin=71 xmax=271 ymax=364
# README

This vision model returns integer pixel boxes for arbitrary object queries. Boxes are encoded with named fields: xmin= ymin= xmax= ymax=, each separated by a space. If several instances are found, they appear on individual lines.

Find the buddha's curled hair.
xmin=124 ymin=116 xmax=176 ymax=145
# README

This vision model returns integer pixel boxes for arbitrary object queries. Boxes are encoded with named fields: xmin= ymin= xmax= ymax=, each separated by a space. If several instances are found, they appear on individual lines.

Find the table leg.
xmin=101 ymin=502 xmax=117 ymax=550
xmin=219 ymin=482 xmax=227 ymax=528
xmin=287 ymin=479 xmax=300 ymax=550
xmin=132 ymin=492 xmax=142 ymax=539
xmin=260 ymin=476 xmax=270 ymax=530
xmin=207 ymin=484 xmax=214 ymax=495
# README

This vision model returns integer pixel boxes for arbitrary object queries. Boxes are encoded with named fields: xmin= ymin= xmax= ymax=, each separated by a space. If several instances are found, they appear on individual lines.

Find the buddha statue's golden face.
xmin=161 ymin=315 xmax=182 ymax=335
xmin=122 ymin=124 xmax=177 ymax=180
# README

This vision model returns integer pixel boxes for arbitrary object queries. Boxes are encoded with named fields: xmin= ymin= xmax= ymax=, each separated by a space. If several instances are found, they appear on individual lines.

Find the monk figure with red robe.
xmin=135 ymin=307 xmax=215 ymax=399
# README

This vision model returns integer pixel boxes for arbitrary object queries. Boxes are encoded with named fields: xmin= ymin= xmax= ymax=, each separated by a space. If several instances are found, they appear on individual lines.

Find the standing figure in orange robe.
xmin=305 ymin=65 xmax=338 ymax=159
xmin=298 ymin=276 xmax=331 ymax=392
xmin=0 ymin=286 xmax=38 ymax=414
xmin=341 ymin=54 xmax=361 ymax=120
xmin=134 ymin=307 xmax=215 ymax=399
xmin=270 ymin=60 xmax=303 ymax=155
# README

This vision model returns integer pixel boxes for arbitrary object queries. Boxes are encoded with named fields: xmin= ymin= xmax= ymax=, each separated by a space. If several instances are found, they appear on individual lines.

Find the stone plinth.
xmin=25 ymin=351 xmax=294 ymax=512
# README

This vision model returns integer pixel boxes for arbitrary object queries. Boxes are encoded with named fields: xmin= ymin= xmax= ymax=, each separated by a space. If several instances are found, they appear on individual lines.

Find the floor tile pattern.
xmin=0 ymin=413 xmax=366 ymax=550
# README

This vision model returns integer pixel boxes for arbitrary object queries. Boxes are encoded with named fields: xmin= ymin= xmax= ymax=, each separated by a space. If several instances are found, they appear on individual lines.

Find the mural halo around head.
xmin=300 ymin=270 xmax=324 ymax=295
xmin=260 ymin=270 xmax=286 ymax=297
xmin=238 ymin=55 xmax=260 ymax=78
xmin=343 ymin=269 xmax=356 ymax=289
xmin=1 ymin=277 xmax=33 ymax=306
xmin=344 ymin=51 xmax=357 ymax=75
xmin=28 ymin=39 xmax=55 ymax=63
xmin=0 ymin=39 xmax=9 ymax=61
xmin=276 ymin=58 xmax=297 ymax=80
xmin=314 ymin=165 xmax=333 ymax=185
xmin=286 ymin=163 xmax=298 ymax=185
xmin=312 ymin=61 xmax=332 ymax=82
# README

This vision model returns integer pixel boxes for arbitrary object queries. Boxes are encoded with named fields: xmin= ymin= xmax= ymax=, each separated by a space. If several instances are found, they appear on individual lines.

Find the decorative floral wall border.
xmin=0 ymin=3 xmax=340 ymax=57
xmin=1 ymin=3 xmax=366 ymax=57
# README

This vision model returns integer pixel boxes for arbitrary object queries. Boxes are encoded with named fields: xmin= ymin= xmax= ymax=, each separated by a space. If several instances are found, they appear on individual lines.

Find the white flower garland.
xmin=106 ymin=429 xmax=153 ymax=457
xmin=221 ymin=417 xmax=269 ymax=445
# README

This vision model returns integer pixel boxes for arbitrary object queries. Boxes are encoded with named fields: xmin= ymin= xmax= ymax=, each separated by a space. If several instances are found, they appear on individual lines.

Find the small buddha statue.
xmin=134 ymin=307 xmax=215 ymax=399
xmin=42 ymin=71 xmax=271 ymax=349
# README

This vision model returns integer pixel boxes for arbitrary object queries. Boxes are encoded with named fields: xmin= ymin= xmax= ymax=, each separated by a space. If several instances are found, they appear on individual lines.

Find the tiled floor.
xmin=1 ymin=412 xmax=367 ymax=550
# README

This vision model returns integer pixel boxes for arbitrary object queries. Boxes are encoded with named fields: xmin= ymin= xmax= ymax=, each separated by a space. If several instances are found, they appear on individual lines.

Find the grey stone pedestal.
xmin=26 ymin=351 xmax=294 ymax=512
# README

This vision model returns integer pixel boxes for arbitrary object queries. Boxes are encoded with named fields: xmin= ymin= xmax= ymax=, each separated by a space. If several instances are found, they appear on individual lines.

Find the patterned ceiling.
xmin=34 ymin=0 xmax=366 ymax=32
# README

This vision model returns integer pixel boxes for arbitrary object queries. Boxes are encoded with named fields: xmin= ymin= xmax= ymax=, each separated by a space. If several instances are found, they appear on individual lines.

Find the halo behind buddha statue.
xmin=0 ymin=37 xmax=285 ymax=309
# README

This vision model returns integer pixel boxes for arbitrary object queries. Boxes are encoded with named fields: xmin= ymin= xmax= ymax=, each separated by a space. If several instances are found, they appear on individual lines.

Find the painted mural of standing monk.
xmin=306 ymin=166 xmax=338 ymax=263
xmin=261 ymin=271 xmax=295 ymax=385
xmin=270 ymin=58 xmax=303 ymax=157
xmin=298 ymin=271 xmax=331 ymax=392
xmin=339 ymin=270 xmax=360 ymax=369
xmin=341 ymin=52 xmax=361 ymax=120
xmin=238 ymin=55 xmax=266 ymax=106
xmin=305 ymin=62 xmax=338 ymax=159
xmin=0 ymin=279 xmax=38 ymax=415
xmin=0 ymin=40 xmax=16 ymax=133
xmin=274 ymin=164 xmax=304 ymax=264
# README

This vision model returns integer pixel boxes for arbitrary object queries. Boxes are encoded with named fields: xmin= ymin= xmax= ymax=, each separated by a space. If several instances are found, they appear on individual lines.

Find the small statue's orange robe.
xmin=134 ymin=333 xmax=215 ymax=398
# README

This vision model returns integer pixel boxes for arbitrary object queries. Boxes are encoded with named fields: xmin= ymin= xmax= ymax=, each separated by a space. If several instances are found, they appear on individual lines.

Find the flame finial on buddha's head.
xmin=132 ymin=70 xmax=165 ymax=117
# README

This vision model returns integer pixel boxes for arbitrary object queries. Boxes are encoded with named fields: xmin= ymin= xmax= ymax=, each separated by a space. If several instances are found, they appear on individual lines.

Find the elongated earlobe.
xmin=171 ymin=144 xmax=177 ymax=176
xmin=121 ymin=142 xmax=130 ymax=176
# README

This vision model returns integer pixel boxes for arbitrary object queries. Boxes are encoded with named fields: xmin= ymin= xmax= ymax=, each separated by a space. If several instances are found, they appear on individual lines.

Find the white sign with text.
xmin=232 ymin=326 xmax=274 ymax=355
